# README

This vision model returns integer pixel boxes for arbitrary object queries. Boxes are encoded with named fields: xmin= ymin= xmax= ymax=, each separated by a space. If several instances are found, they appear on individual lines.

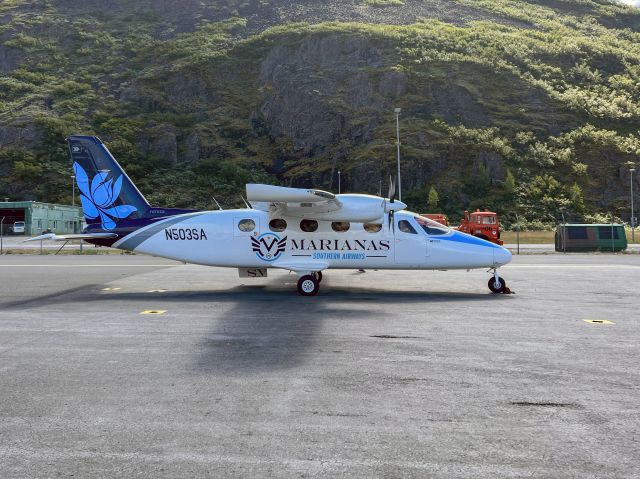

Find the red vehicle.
xmin=421 ymin=213 xmax=449 ymax=226
xmin=457 ymin=210 xmax=503 ymax=245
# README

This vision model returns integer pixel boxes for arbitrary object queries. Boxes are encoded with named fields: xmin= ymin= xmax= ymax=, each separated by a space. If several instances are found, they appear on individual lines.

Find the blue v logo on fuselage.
xmin=251 ymin=233 xmax=287 ymax=261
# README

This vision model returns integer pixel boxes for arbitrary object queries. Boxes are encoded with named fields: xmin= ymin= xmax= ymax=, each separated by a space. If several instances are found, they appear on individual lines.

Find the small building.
xmin=555 ymin=224 xmax=627 ymax=252
xmin=0 ymin=201 xmax=84 ymax=236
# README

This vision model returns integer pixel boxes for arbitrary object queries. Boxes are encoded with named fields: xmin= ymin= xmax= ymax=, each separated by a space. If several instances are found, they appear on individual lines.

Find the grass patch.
xmin=502 ymin=230 xmax=555 ymax=244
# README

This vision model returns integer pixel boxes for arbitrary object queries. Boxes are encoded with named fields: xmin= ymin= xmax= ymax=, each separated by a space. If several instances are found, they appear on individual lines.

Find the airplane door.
xmin=394 ymin=218 xmax=428 ymax=266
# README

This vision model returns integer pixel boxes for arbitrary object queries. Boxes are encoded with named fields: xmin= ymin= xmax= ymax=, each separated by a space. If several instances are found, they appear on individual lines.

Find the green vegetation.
xmin=427 ymin=186 xmax=440 ymax=210
xmin=0 ymin=0 xmax=639 ymax=226
xmin=362 ymin=0 xmax=405 ymax=5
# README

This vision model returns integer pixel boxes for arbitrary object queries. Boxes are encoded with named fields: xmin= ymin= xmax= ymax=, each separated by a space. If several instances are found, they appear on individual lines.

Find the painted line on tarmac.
xmin=504 ymin=264 xmax=639 ymax=268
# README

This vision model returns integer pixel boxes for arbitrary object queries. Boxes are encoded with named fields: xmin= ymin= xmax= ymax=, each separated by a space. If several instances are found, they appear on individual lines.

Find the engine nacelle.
xmin=284 ymin=194 xmax=406 ymax=223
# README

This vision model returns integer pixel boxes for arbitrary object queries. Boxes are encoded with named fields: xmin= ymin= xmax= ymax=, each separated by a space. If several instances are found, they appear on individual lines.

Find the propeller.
xmin=388 ymin=175 xmax=396 ymax=233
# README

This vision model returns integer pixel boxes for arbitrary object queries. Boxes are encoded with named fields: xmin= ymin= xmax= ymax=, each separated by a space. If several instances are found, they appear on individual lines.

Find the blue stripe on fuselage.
xmin=437 ymin=231 xmax=502 ymax=249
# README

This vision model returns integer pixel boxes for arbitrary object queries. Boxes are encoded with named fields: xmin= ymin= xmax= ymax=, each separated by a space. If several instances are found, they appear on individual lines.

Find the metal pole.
xmin=1 ymin=216 xmax=4 ymax=255
xmin=338 ymin=171 xmax=341 ymax=194
xmin=515 ymin=214 xmax=520 ymax=256
xmin=395 ymin=108 xmax=402 ymax=201
xmin=561 ymin=212 xmax=566 ymax=254
xmin=611 ymin=214 xmax=615 ymax=253
xmin=631 ymin=168 xmax=635 ymax=244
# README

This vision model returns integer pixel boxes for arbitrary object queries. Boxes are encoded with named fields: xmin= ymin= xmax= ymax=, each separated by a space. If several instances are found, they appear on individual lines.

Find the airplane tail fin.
xmin=68 ymin=136 xmax=151 ymax=231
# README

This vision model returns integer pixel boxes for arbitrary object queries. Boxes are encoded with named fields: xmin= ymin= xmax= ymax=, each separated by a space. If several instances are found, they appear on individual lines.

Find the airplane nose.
xmin=493 ymin=247 xmax=512 ymax=266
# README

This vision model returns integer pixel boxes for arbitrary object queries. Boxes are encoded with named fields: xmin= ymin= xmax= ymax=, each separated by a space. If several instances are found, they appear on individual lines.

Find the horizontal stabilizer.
xmin=246 ymin=184 xmax=336 ymax=203
xmin=24 ymin=233 xmax=118 ymax=242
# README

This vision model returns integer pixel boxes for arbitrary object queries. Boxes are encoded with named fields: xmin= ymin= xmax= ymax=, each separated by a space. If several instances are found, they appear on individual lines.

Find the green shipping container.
xmin=555 ymin=224 xmax=627 ymax=252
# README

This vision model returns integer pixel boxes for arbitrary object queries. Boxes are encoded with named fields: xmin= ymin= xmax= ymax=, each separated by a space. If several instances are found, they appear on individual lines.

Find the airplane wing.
xmin=24 ymin=233 xmax=118 ymax=242
xmin=246 ymin=184 xmax=406 ymax=223
xmin=246 ymin=184 xmax=341 ymax=217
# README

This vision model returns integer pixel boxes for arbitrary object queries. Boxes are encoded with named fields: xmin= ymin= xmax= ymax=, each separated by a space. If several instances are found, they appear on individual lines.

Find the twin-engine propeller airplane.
xmin=27 ymin=136 xmax=513 ymax=296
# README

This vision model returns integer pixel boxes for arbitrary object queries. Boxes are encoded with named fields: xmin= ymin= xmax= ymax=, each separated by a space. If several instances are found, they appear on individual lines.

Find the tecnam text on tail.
xmin=28 ymin=136 xmax=512 ymax=296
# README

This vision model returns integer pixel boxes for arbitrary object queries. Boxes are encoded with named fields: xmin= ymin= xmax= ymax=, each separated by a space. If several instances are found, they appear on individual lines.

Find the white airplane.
xmin=28 ymin=136 xmax=513 ymax=296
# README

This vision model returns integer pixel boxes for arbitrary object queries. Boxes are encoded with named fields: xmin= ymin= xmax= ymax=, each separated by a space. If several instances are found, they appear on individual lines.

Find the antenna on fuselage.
xmin=241 ymin=196 xmax=253 ymax=209
xmin=211 ymin=197 xmax=223 ymax=210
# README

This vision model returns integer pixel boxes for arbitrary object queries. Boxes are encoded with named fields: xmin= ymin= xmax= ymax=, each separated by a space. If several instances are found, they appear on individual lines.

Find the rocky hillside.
xmin=1 ymin=0 xmax=639 ymax=226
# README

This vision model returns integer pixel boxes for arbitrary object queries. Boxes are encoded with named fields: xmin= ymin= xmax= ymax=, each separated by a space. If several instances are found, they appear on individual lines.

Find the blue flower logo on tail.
xmin=73 ymin=162 xmax=137 ymax=230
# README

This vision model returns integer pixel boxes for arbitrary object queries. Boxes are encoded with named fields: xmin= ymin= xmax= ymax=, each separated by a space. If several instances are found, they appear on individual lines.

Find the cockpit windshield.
xmin=414 ymin=215 xmax=451 ymax=235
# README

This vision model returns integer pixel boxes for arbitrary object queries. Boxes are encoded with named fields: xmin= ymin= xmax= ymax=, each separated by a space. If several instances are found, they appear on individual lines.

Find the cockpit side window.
xmin=398 ymin=220 xmax=417 ymax=234
xmin=415 ymin=215 xmax=450 ymax=235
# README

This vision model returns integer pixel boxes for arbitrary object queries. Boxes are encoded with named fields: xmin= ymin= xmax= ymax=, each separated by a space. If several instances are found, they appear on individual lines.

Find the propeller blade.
xmin=389 ymin=209 xmax=395 ymax=233
xmin=388 ymin=175 xmax=396 ymax=203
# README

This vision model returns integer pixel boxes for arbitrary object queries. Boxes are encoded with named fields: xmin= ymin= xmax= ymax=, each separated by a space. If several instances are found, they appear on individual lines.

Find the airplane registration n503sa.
xmin=28 ymin=136 xmax=512 ymax=296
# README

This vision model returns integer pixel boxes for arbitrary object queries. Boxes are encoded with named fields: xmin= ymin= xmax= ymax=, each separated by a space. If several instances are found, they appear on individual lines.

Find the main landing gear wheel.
xmin=297 ymin=275 xmax=320 ymax=296
xmin=488 ymin=276 xmax=506 ymax=294
xmin=313 ymin=271 xmax=323 ymax=283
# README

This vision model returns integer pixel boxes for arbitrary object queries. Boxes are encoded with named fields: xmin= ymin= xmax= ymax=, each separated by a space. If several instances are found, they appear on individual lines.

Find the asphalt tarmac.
xmin=1 ymin=254 xmax=638 ymax=478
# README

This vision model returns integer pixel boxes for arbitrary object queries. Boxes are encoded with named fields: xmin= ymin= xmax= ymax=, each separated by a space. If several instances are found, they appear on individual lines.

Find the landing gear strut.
xmin=488 ymin=269 xmax=512 ymax=294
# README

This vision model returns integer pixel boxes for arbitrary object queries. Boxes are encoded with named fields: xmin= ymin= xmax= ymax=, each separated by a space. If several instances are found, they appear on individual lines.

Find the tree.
xmin=427 ymin=186 xmax=439 ymax=210
xmin=504 ymin=169 xmax=516 ymax=194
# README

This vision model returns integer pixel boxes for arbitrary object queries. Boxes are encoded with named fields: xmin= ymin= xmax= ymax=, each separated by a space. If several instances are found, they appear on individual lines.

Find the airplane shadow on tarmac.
xmin=3 ymin=280 xmax=510 ymax=374
xmin=186 ymin=284 xmax=511 ymax=374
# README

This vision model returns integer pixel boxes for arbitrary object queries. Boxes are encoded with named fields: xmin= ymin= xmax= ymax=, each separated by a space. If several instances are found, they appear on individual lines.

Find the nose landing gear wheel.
xmin=297 ymin=275 xmax=320 ymax=296
xmin=488 ymin=276 xmax=506 ymax=294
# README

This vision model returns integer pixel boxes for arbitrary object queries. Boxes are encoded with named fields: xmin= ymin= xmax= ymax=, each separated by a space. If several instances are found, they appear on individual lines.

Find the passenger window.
xmin=237 ymin=219 xmax=255 ymax=232
xmin=331 ymin=221 xmax=350 ymax=232
xmin=300 ymin=219 xmax=318 ymax=232
xmin=364 ymin=223 xmax=382 ymax=233
xmin=269 ymin=218 xmax=287 ymax=232
xmin=398 ymin=220 xmax=417 ymax=234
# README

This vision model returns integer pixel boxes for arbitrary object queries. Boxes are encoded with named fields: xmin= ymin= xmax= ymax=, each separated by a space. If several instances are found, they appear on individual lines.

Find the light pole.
xmin=394 ymin=107 xmax=402 ymax=201
xmin=1 ymin=216 xmax=4 ymax=255
xmin=338 ymin=170 xmax=341 ymax=194
xmin=631 ymin=168 xmax=636 ymax=243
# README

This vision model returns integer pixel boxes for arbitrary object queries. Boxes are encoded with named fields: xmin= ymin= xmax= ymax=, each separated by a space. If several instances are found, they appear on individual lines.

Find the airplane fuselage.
xmin=109 ymin=209 xmax=511 ymax=271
